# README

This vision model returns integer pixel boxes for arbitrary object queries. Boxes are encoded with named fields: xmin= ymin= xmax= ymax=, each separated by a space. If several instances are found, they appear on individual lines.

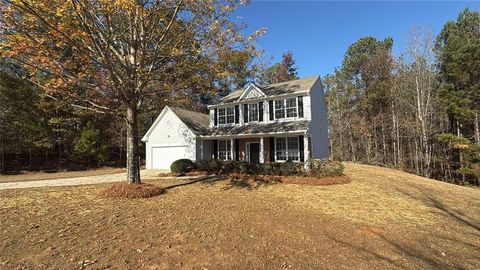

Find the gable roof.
xmin=141 ymin=106 xmax=209 ymax=141
xmin=215 ymin=76 xmax=320 ymax=105
xmin=169 ymin=107 xmax=210 ymax=135
xmin=237 ymin=82 xmax=266 ymax=101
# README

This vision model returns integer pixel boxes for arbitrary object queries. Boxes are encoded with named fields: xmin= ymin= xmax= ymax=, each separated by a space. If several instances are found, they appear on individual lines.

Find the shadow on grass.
xmin=326 ymin=225 xmax=478 ymax=270
xmin=223 ymin=174 xmax=281 ymax=190
xmin=159 ymin=174 xmax=281 ymax=191
xmin=394 ymin=184 xmax=480 ymax=234
xmin=162 ymin=175 xmax=224 ymax=190
xmin=322 ymin=180 xmax=480 ymax=270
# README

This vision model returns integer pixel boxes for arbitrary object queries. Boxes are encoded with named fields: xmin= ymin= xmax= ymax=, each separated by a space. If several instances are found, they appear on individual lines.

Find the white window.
xmin=248 ymin=103 xmax=259 ymax=122
xmin=286 ymin=98 xmax=297 ymax=118
xmin=218 ymin=140 xmax=232 ymax=160
xmin=275 ymin=137 xmax=299 ymax=161
xmin=218 ymin=108 xmax=226 ymax=124
xmin=274 ymin=98 xmax=297 ymax=119
xmin=274 ymin=100 xmax=285 ymax=119
xmin=226 ymin=107 xmax=235 ymax=124
xmin=218 ymin=107 xmax=235 ymax=125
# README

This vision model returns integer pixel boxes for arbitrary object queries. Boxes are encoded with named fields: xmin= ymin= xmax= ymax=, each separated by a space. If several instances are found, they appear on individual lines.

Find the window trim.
xmin=217 ymin=106 xmax=236 ymax=126
xmin=217 ymin=139 xmax=232 ymax=161
xmin=273 ymin=98 xmax=299 ymax=120
xmin=274 ymin=99 xmax=286 ymax=119
xmin=285 ymin=97 xmax=298 ymax=118
xmin=248 ymin=103 xmax=259 ymax=123
xmin=274 ymin=136 xmax=301 ymax=162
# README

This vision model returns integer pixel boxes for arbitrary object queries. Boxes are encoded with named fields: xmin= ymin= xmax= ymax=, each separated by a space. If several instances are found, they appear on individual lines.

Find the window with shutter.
xmin=259 ymin=102 xmax=264 ymax=121
xmin=298 ymin=96 xmax=304 ymax=118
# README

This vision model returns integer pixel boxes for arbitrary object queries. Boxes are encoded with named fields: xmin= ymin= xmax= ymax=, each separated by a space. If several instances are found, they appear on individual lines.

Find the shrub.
xmin=237 ymin=162 xmax=260 ymax=174
xmin=196 ymin=160 xmax=305 ymax=176
xmin=310 ymin=159 xmax=344 ymax=177
xmin=196 ymin=159 xmax=235 ymax=174
xmin=170 ymin=159 xmax=196 ymax=174
xmin=279 ymin=160 xmax=299 ymax=176
xmin=260 ymin=163 xmax=275 ymax=175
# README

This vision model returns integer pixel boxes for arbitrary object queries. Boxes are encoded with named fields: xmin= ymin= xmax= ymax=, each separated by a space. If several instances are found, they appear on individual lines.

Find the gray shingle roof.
xmin=204 ymin=120 xmax=309 ymax=137
xmin=216 ymin=76 xmax=319 ymax=105
xmin=169 ymin=107 xmax=209 ymax=135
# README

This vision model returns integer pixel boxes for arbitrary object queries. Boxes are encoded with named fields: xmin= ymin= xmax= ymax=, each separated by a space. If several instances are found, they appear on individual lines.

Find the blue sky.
xmin=234 ymin=1 xmax=480 ymax=77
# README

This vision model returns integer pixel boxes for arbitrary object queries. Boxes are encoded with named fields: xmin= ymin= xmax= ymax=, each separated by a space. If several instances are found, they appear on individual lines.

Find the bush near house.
xmin=189 ymin=159 xmax=344 ymax=178
xmin=170 ymin=159 xmax=196 ymax=174
xmin=310 ymin=160 xmax=345 ymax=177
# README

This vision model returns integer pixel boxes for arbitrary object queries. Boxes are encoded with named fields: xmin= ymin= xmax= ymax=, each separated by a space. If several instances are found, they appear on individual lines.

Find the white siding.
xmin=144 ymin=108 xmax=197 ymax=169
xmin=308 ymin=79 xmax=329 ymax=159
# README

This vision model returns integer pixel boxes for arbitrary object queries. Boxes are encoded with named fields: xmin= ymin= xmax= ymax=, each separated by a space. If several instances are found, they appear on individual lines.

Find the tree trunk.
xmin=126 ymin=105 xmax=141 ymax=184
xmin=475 ymin=111 xmax=480 ymax=144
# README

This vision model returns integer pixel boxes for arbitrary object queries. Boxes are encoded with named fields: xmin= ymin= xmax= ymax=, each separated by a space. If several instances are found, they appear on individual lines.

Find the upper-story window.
xmin=218 ymin=107 xmax=235 ymax=125
xmin=274 ymin=100 xmax=285 ymax=119
xmin=274 ymin=97 xmax=297 ymax=119
xmin=286 ymin=98 xmax=297 ymax=117
xmin=248 ymin=103 xmax=259 ymax=122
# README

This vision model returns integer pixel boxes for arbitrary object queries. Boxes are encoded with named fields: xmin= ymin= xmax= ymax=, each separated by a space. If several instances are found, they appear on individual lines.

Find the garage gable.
xmin=142 ymin=106 xmax=196 ymax=144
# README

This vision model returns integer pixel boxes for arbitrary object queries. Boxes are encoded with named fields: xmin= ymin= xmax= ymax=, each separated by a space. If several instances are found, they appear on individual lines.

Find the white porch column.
xmin=200 ymin=139 xmax=204 ymax=160
xmin=260 ymin=137 xmax=264 ymax=163
xmin=304 ymin=135 xmax=310 ymax=171
xmin=230 ymin=138 xmax=235 ymax=161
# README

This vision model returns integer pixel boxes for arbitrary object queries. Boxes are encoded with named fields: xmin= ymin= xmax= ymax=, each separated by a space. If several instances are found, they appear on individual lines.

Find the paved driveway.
xmin=0 ymin=170 xmax=165 ymax=190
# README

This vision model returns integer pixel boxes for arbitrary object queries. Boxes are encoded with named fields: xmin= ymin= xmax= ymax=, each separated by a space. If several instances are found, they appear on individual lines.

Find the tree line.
xmin=0 ymin=0 xmax=298 ymax=178
xmin=325 ymin=9 xmax=480 ymax=186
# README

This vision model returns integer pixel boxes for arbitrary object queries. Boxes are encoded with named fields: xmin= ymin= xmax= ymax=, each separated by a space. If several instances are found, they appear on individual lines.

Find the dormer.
xmin=237 ymin=83 xmax=266 ymax=101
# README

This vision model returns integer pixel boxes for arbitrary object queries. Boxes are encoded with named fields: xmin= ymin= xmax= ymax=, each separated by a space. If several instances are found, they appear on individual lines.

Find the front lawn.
xmin=0 ymin=163 xmax=479 ymax=269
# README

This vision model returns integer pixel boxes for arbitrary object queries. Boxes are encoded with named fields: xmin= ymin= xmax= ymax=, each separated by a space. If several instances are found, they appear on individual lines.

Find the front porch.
xmin=199 ymin=134 xmax=311 ymax=163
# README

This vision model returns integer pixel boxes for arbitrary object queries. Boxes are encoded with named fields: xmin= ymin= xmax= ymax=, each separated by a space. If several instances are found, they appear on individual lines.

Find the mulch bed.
xmin=226 ymin=173 xmax=350 ymax=186
xmin=158 ymin=171 xmax=209 ymax=177
xmin=158 ymin=170 xmax=350 ymax=186
xmin=99 ymin=183 xmax=165 ymax=199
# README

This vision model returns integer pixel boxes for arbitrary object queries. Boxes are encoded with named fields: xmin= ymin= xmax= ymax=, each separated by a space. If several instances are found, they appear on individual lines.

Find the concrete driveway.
xmin=0 ymin=170 xmax=165 ymax=190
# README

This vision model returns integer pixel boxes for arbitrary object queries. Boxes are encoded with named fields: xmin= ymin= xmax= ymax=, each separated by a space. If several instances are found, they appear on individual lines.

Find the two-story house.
xmin=141 ymin=76 xmax=329 ymax=169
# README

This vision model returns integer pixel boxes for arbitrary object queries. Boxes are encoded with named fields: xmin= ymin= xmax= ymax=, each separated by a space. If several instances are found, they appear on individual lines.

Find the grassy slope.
xmin=0 ymin=163 xmax=479 ymax=269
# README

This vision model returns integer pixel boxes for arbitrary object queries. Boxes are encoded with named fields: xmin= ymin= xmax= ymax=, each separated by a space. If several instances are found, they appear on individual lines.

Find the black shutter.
xmin=235 ymin=139 xmax=240 ymax=161
xmin=259 ymin=102 xmax=263 ymax=122
xmin=269 ymin=137 xmax=275 ymax=162
xmin=235 ymin=105 xmax=239 ymax=124
xmin=213 ymin=140 xmax=218 ymax=159
xmin=299 ymin=135 xmax=304 ymax=162
xmin=243 ymin=104 xmax=249 ymax=123
xmin=298 ymin=96 xmax=304 ymax=118
xmin=214 ymin=109 xmax=218 ymax=126
xmin=269 ymin=100 xmax=274 ymax=120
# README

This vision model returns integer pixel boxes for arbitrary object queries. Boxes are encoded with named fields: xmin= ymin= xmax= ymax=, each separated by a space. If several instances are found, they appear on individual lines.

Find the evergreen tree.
xmin=436 ymin=8 xmax=480 ymax=142
xmin=261 ymin=51 xmax=299 ymax=84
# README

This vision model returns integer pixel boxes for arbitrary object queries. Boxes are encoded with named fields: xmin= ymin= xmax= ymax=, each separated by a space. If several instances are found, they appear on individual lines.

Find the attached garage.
xmin=150 ymin=145 xmax=188 ymax=169
xmin=142 ymin=106 xmax=209 ymax=170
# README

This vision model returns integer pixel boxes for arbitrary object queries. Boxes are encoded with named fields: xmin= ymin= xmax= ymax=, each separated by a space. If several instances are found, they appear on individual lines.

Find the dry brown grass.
xmin=99 ymin=183 xmax=165 ymax=199
xmin=0 ymin=167 xmax=126 ymax=183
xmin=0 ymin=163 xmax=479 ymax=269
xmin=280 ymin=175 xmax=351 ymax=185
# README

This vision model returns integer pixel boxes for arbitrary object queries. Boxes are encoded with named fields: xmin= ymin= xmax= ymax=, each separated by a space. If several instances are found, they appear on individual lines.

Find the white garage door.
xmin=151 ymin=146 xmax=189 ymax=169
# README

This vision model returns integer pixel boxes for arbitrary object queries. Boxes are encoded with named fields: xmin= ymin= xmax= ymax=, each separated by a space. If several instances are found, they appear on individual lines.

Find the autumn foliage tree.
xmin=0 ymin=0 xmax=263 ymax=183
xmin=261 ymin=50 xmax=298 ymax=84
